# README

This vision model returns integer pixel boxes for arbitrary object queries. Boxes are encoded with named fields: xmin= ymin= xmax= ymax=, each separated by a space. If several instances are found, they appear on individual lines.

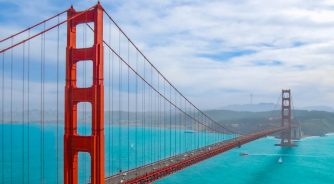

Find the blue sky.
xmin=1 ymin=0 xmax=334 ymax=109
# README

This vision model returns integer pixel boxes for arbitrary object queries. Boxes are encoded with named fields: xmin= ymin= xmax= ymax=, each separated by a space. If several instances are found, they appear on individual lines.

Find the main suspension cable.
xmin=0 ymin=10 xmax=67 ymax=43
xmin=0 ymin=5 xmax=96 ymax=54
xmin=103 ymin=9 xmax=236 ymax=135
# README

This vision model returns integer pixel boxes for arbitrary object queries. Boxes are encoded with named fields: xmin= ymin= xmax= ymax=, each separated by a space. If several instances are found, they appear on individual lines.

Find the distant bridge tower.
xmin=277 ymin=89 xmax=296 ymax=147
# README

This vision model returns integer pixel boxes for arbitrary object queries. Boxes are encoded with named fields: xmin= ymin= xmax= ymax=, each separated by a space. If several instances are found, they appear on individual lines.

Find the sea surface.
xmin=0 ymin=123 xmax=333 ymax=184
xmin=157 ymin=134 xmax=334 ymax=184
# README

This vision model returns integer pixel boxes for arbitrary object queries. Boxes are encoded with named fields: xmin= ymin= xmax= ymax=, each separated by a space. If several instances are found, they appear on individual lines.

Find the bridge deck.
xmin=105 ymin=127 xmax=287 ymax=184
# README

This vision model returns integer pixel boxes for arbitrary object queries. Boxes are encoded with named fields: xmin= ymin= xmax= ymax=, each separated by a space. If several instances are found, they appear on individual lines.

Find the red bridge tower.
xmin=64 ymin=3 xmax=105 ymax=184
xmin=277 ymin=89 xmax=295 ymax=147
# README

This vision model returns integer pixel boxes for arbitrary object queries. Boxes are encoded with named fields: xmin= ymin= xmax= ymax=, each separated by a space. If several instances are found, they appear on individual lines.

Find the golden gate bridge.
xmin=0 ymin=3 xmax=299 ymax=184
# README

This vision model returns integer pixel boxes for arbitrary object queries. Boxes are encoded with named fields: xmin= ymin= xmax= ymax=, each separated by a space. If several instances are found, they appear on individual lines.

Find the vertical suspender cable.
xmin=140 ymin=61 xmax=144 ymax=168
xmin=110 ymin=23 xmax=115 ymax=175
xmin=127 ymin=40 xmax=130 ymax=171
xmin=155 ymin=70 xmax=158 ymax=161
xmin=40 ymin=26 xmax=43 ymax=184
xmin=22 ymin=42 xmax=25 ymax=183
xmin=143 ymin=58 xmax=146 ymax=165
xmin=169 ymin=85 xmax=172 ymax=156
xmin=184 ymin=99 xmax=186 ymax=151
xmin=197 ymin=111 xmax=199 ymax=148
xmin=157 ymin=75 xmax=161 ymax=161
xmin=192 ymin=107 xmax=194 ymax=146
xmin=111 ymin=51 xmax=115 ymax=174
xmin=107 ymin=23 xmax=111 ymax=176
xmin=142 ymin=57 xmax=146 ymax=170
xmin=192 ymin=107 xmax=194 ymax=149
xmin=160 ymin=75 xmax=163 ymax=159
xmin=182 ymin=99 xmax=184 ymax=152
xmin=148 ymin=67 xmax=151 ymax=163
xmin=43 ymin=23 xmax=46 ymax=183
xmin=153 ymin=70 xmax=157 ymax=161
xmin=205 ymin=116 xmax=208 ymax=145
xmin=172 ymin=86 xmax=174 ymax=155
xmin=199 ymin=115 xmax=202 ymax=147
xmin=196 ymin=109 xmax=198 ymax=148
xmin=174 ymin=90 xmax=177 ymax=155
xmin=118 ymin=31 xmax=122 ymax=173
xmin=41 ymin=23 xmax=46 ymax=183
xmin=182 ymin=99 xmax=188 ymax=151
xmin=179 ymin=94 xmax=181 ymax=153
xmin=56 ymin=15 xmax=60 ymax=184
xmin=203 ymin=115 xmax=205 ymax=146
xmin=150 ymin=67 xmax=153 ymax=163
xmin=173 ymin=89 xmax=177 ymax=155
xmin=27 ymin=29 xmax=30 ymax=184
xmin=108 ymin=18 xmax=111 ymax=177
xmin=135 ymin=51 xmax=138 ymax=172
xmin=1 ymin=52 xmax=4 ymax=184
xmin=163 ymin=80 xmax=166 ymax=157
xmin=10 ymin=38 xmax=13 ymax=184
xmin=196 ymin=111 xmax=199 ymax=148
xmin=152 ymin=68 xmax=154 ymax=161
xmin=161 ymin=75 xmax=163 ymax=159
xmin=204 ymin=117 xmax=206 ymax=145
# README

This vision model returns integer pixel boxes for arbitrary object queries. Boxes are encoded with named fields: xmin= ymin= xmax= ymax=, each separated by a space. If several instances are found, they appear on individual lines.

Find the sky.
xmin=1 ymin=0 xmax=334 ymax=110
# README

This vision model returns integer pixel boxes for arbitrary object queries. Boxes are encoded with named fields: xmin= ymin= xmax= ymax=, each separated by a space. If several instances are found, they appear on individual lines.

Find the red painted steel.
xmin=64 ymin=3 xmax=104 ymax=184
xmin=114 ymin=127 xmax=288 ymax=184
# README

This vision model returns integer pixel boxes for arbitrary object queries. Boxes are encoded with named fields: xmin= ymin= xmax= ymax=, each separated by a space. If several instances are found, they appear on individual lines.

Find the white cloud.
xmin=1 ymin=0 xmax=334 ymax=110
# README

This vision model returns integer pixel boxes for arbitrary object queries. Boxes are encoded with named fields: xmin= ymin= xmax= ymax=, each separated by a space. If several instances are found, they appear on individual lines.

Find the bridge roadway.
xmin=105 ymin=126 xmax=287 ymax=184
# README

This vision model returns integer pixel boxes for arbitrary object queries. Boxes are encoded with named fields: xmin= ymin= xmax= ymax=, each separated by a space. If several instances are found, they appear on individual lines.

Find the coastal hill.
xmin=206 ymin=109 xmax=334 ymax=137
xmin=221 ymin=103 xmax=334 ymax=112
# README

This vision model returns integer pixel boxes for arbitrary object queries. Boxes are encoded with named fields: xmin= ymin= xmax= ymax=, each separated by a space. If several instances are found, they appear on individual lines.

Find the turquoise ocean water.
xmin=0 ymin=123 xmax=333 ymax=184
xmin=158 ymin=134 xmax=334 ymax=184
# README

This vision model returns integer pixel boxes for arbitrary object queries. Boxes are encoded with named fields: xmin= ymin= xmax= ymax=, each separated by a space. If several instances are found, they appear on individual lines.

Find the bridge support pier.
xmin=276 ymin=89 xmax=296 ymax=147
xmin=64 ymin=3 xmax=105 ymax=184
